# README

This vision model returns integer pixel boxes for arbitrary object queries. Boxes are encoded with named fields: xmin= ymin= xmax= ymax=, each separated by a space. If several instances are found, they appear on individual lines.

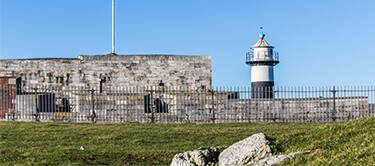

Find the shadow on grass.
xmin=266 ymin=136 xmax=284 ymax=154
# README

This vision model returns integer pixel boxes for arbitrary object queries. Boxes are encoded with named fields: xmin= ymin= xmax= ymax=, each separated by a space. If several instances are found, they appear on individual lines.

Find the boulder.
xmin=255 ymin=154 xmax=290 ymax=166
xmin=255 ymin=151 xmax=311 ymax=166
xmin=170 ymin=147 xmax=220 ymax=166
xmin=218 ymin=133 xmax=272 ymax=166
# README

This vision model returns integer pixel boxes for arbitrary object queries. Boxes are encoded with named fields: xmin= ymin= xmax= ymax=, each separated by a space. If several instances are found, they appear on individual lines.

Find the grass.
xmin=0 ymin=118 xmax=375 ymax=165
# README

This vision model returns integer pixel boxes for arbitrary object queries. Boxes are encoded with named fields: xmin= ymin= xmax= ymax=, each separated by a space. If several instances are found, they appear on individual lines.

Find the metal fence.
xmin=1 ymin=84 xmax=374 ymax=123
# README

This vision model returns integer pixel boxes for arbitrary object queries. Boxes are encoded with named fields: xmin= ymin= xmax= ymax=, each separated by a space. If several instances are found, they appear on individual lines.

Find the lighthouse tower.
xmin=246 ymin=33 xmax=279 ymax=98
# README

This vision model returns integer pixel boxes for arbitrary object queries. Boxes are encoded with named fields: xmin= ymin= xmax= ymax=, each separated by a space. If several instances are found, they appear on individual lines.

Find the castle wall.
xmin=0 ymin=54 xmax=212 ymax=89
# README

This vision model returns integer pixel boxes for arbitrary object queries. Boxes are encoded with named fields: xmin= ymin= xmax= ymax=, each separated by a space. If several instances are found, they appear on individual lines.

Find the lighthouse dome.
xmin=251 ymin=34 xmax=274 ymax=48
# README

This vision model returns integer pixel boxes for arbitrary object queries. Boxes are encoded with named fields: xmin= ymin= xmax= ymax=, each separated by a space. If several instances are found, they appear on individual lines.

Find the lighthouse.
xmin=246 ymin=33 xmax=279 ymax=98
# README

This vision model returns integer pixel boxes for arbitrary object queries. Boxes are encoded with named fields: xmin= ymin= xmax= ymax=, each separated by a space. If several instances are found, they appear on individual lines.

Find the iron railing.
xmin=246 ymin=51 xmax=279 ymax=64
xmin=0 ymin=85 xmax=374 ymax=123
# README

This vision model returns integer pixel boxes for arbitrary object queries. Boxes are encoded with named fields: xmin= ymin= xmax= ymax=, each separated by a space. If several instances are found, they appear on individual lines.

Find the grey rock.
xmin=170 ymin=147 xmax=220 ymax=166
xmin=255 ymin=151 xmax=311 ymax=166
xmin=218 ymin=133 xmax=272 ymax=166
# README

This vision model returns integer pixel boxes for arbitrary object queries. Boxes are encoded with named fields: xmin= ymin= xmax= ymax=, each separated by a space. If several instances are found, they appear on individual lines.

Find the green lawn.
xmin=0 ymin=118 xmax=375 ymax=165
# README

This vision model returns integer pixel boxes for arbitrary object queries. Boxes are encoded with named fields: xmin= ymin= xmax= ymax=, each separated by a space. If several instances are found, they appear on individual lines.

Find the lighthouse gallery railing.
xmin=246 ymin=51 xmax=280 ymax=64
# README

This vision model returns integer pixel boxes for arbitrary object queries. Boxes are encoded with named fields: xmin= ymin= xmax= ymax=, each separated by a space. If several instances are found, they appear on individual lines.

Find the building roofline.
xmin=78 ymin=54 xmax=211 ymax=58
xmin=0 ymin=57 xmax=80 ymax=61
xmin=0 ymin=54 xmax=211 ymax=61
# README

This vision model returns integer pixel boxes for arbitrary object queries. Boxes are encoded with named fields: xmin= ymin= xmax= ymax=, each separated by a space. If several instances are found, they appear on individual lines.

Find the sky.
xmin=0 ymin=0 xmax=375 ymax=86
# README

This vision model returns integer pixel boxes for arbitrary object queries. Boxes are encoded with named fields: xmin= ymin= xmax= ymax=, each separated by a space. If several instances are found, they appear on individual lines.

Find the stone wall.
xmin=0 ymin=54 xmax=212 ymax=89
xmin=0 ymin=77 xmax=17 ymax=118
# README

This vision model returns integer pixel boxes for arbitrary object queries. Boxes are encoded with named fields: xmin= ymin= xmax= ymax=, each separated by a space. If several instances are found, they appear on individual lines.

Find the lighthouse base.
xmin=251 ymin=81 xmax=275 ymax=99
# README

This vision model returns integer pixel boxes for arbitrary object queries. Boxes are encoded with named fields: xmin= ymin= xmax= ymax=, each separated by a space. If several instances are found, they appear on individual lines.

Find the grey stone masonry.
xmin=0 ymin=54 xmax=212 ymax=89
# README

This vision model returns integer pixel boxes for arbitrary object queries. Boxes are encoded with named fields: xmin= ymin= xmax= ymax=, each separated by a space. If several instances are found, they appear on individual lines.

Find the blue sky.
xmin=1 ymin=0 xmax=374 ymax=86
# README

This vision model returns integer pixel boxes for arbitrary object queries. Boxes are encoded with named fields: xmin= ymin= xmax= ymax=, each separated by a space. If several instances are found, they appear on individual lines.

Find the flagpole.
xmin=112 ymin=0 xmax=116 ymax=54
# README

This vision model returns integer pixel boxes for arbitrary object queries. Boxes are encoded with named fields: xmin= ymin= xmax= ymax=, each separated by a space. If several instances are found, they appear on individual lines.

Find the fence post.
xmin=33 ymin=87 xmax=40 ymax=122
xmin=150 ymin=89 xmax=155 ymax=123
xmin=90 ymin=88 xmax=96 ymax=123
xmin=331 ymin=86 xmax=337 ymax=121
xmin=210 ymin=89 xmax=216 ymax=123
xmin=248 ymin=86 xmax=252 ymax=123
xmin=10 ymin=84 xmax=16 ymax=121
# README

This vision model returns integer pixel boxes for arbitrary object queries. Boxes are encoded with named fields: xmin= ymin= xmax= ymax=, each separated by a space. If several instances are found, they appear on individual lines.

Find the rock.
xmin=170 ymin=147 xmax=220 ymax=166
xmin=255 ymin=151 xmax=311 ymax=166
xmin=255 ymin=154 xmax=289 ymax=166
xmin=218 ymin=133 xmax=272 ymax=166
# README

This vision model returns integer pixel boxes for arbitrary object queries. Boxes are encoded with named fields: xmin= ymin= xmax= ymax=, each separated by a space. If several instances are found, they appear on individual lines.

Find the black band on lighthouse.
xmin=251 ymin=81 xmax=274 ymax=98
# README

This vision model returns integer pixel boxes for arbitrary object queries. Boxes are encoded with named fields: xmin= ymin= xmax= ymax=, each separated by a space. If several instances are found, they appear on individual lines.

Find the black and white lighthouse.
xmin=246 ymin=33 xmax=279 ymax=98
